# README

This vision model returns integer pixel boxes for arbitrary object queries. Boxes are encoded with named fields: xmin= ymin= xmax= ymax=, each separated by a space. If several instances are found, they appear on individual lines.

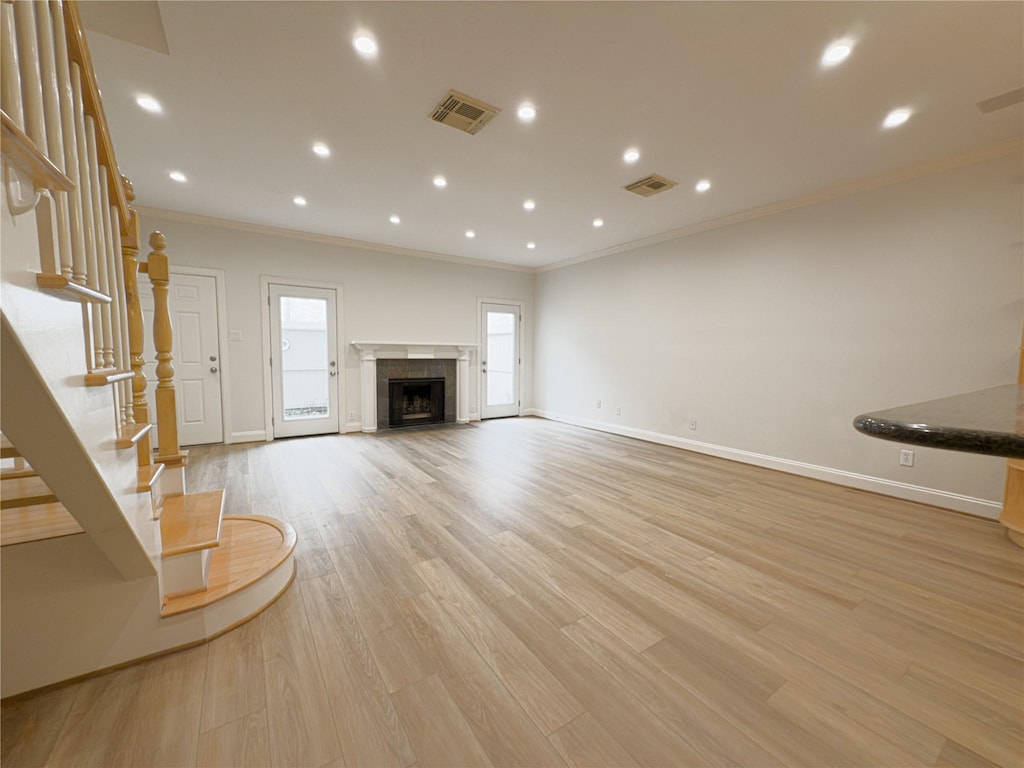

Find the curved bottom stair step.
xmin=161 ymin=515 xmax=297 ymax=617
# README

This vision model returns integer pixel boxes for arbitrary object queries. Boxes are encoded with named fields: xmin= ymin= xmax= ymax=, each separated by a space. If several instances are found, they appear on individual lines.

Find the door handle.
xmin=329 ymin=370 xmax=337 ymax=377
xmin=482 ymin=361 xmax=488 ymax=373
xmin=210 ymin=367 xmax=219 ymax=373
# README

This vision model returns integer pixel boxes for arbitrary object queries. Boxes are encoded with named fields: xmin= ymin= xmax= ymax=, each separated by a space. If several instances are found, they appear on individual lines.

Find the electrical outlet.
xmin=596 ymin=399 xmax=602 ymax=409
xmin=688 ymin=418 xmax=697 ymax=431
xmin=348 ymin=411 xmax=355 ymax=421
xmin=615 ymin=406 xmax=621 ymax=416
xmin=899 ymin=449 xmax=915 ymax=467
xmin=470 ymin=406 xmax=477 ymax=414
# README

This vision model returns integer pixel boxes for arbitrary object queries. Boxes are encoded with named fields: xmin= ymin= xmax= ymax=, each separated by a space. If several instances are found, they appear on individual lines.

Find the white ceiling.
xmin=83 ymin=1 xmax=1023 ymax=270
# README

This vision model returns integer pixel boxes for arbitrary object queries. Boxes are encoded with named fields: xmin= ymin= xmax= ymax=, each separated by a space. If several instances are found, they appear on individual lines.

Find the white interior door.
xmin=139 ymin=272 xmax=224 ymax=446
xmin=172 ymin=274 xmax=223 ymax=445
xmin=270 ymin=284 xmax=339 ymax=438
xmin=481 ymin=302 xmax=520 ymax=419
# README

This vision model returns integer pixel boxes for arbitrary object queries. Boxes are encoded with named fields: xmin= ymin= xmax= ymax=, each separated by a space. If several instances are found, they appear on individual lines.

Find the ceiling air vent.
xmin=624 ymin=174 xmax=678 ymax=197
xmin=430 ymin=89 xmax=501 ymax=135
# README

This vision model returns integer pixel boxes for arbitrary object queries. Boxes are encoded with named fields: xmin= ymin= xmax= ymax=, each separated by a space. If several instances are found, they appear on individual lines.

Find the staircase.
xmin=0 ymin=0 xmax=295 ymax=698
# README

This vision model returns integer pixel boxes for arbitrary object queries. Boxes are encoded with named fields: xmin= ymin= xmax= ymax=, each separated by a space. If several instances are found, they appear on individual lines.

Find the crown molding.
xmin=133 ymin=206 xmax=535 ymax=274
xmin=137 ymin=138 xmax=1021 ymax=278
xmin=538 ymin=137 xmax=1024 ymax=273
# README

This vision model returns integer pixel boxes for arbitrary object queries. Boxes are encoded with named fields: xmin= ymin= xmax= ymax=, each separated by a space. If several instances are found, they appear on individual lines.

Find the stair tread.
xmin=160 ymin=489 xmax=225 ymax=557
xmin=1 ymin=502 xmax=84 ymax=546
xmin=137 ymin=463 xmax=165 ymax=493
xmin=161 ymin=515 xmax=296 ymax=617
xmin=1 ymin=475 xmax=58 ymax=509
xmin=0 ymin=467 xmax=38 ymax=480
xmin=0 ymin=436 xmax=19 ymax=459
xmin=116 ymin=422 xmax=153 ymax=449
xmin=35 ymin=273 xmax=112 ymax=304
xmin=85 ymin=369 xmax=134 ymax=387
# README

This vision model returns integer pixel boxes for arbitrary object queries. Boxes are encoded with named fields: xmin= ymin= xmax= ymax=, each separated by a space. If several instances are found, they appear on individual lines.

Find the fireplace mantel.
xmin=352 ymin=342 xmax=478 ymax=431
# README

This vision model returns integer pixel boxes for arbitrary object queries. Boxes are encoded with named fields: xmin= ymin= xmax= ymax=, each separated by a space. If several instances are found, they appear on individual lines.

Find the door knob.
xmin=209 ymin=355 xmax=217 ymax=362
xmin=210 ymin=366 xmax=218 ymax=373
xmin=329 ymin=370 xmax=337 ymax=377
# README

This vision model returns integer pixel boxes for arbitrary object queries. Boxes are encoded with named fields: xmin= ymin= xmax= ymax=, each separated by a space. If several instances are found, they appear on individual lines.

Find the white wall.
xmin=137 ymin=214 xmax=534 ymax=440
xmin=533 ymin=153 xmax=1023 ymax=515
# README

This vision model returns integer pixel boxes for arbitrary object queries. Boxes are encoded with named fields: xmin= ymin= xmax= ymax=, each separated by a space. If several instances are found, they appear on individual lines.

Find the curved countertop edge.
xmin=853 ymin=415 xmax=1024 ymax=460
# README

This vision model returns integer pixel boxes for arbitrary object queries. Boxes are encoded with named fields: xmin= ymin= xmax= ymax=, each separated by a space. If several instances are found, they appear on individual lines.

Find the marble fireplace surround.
xmin=352 ymin=342 xmax=478 ymax=432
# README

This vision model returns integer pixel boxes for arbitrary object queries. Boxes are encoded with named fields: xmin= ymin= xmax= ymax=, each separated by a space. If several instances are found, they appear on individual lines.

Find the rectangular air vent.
xmin=624 ymin=174 xmax=678 ymax=197
xmin=430 ymin=89 xmax=501 ymax=135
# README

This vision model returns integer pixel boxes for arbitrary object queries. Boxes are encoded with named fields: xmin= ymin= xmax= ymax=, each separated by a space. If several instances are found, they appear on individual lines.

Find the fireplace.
xmin=354 ymin=342 xmax=476 ymax=432
xmin=389 ymin=378 xmax=444 ymax=428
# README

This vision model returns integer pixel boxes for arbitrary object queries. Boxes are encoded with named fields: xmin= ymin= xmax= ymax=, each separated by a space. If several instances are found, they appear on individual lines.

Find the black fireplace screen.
xmin=388 ymin=378 xmax=444 ymax=427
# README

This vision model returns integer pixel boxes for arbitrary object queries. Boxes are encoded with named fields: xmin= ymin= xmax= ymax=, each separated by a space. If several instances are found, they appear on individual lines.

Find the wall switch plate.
xmin=229 ymin=329 xmax=243 ymax=342
xmin=615 ymin=406 xmax=621 ymax=416
xmin=596 ymin=400 xmax=602 ymax=409
xmin=899 ymin=449 xmax=915 ymax=467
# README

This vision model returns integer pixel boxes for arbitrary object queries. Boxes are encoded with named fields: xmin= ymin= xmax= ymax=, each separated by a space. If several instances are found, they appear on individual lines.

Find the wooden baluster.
xmin=85 ymin=115 xmax=114 ymax=368
xmin=50 ymin=0 xmax=86 ymax=286
xmin=34 ymin=0 xmax=73 ymax=279
xmin=1 ymin=2 xmax=24 ymax=128
xmin=13 ymin=0 xmax=46 ymax=149
xmin=121 ymin=177 xmax=150 ymax=464
xmin=69 ymin=61 xmax=101 ymax=369
xmin=109 ymin=200 xmax=133 ymax=427
xmin=147 ymin=231 xmax=182 ymax=461
xmin=98 ymin=172 xmax=120 ymax=379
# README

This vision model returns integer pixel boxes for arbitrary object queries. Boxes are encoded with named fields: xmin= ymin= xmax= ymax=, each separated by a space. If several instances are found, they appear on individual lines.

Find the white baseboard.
xmin=344 ymin=421 xmax=363 ymax=434
xmin=526 ymin=409 xmax=1001 ymax=520
xmin=228 ymin=430 xmax=267 ymax=444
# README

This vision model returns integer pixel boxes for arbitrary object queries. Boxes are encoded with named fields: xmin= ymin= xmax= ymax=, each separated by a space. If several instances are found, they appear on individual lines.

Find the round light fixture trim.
xmin=169 ymin=171 xmax=187 ymax=183
xmin=293 ymin=195 xmax=308 ymax=206
xmin=883 ymin=107 xmax=913 ymax=129
xmin=136 ymin=95 xmax=162 ymax=113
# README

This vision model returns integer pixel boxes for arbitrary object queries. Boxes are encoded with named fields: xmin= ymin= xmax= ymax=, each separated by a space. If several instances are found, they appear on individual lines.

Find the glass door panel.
xmin=481 ymin=302 xmax=520 ymax=419
xmin=270 ymin=284 xmax=339 ymax=437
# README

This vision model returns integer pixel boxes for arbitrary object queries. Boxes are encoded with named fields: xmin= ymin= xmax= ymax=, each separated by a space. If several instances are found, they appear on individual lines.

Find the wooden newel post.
xmin=120 ymin=176 xmax=151 ymax=466
xmin=147 ymin=230 xmax=182 ymax=461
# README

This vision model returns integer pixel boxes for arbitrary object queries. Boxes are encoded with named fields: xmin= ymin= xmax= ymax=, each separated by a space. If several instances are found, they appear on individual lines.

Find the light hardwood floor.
xmin=3 ymin=417 xmax=1022 ymax=767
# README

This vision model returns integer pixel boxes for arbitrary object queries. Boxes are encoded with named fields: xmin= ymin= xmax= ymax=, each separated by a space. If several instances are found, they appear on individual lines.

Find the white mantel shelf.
xmin=352 ymin=341 xmax=478 ymax=359
xmin=352 ymin=342 xmax=478 ymax=431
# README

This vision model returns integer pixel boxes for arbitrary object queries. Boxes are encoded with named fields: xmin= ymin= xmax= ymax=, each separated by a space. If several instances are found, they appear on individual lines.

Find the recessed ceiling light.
xmin=465 ymin=230 xmax=475 ymax=238
xmin=312 ymin=142 xmax=330 ymax=158
xmin=293 ymin=196 xmax=307 ymax=206
xmin=883 ymin=107 xmax=913 ymax=129
xmin=527 ymin=242 xmax=536 ymax=249
xmin=433 ymin=175 xmax=447 ymax=188
xmin=593 ymin=218 xmax=604 ymax=228
xmin=523 ymin=199 xmax=535 ymax=211
xmin=822 ymin=40 xmax=853 ymax=67
xmin=136 ymin=95 xmax=162 ymax=113
xmin=623 ymin=148 xmax=640 ymax=164
xmin=389 ymin=215 xmax=400 ymax=224
xmin=695 ymin=179 xmax=711 ymax=192
xmin=353 ymin=34 xmax=378 ymax=57
xmin=169 ymin=171 xmax=187 ymax=183
xmin=517 ymin=103 xmax=536 ymax=122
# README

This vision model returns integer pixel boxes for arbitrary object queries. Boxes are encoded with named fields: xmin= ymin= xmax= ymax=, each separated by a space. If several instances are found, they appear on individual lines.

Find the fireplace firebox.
xmin=388 ymin=378 xmax=445 ymax=428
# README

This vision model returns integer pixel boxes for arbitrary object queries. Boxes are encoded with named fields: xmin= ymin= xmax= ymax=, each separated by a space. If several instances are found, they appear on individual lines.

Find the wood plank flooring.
xmin=2 ymin=417 xmax=1022 ymax=767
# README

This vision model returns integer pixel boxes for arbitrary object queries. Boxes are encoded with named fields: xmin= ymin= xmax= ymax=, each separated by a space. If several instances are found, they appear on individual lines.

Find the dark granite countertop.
xmin=853 ymin=384 xmax=1024 ymax=459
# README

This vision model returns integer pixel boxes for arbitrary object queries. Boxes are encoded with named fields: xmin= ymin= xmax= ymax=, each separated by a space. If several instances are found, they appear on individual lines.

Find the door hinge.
xmin=272 ymin=417 xmax=275 ymax=426
xmin=269 ymin=356 xmax=272 ymax=367
xmin=267 ymin=295 xmax=270 ymax=306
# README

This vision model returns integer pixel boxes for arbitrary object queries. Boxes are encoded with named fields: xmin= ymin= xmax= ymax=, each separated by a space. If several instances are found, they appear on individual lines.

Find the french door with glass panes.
xmin=269 ymin=284 xmax=339 ymax=437
xmin=480 ymin=302 xmax=521 ymax=419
